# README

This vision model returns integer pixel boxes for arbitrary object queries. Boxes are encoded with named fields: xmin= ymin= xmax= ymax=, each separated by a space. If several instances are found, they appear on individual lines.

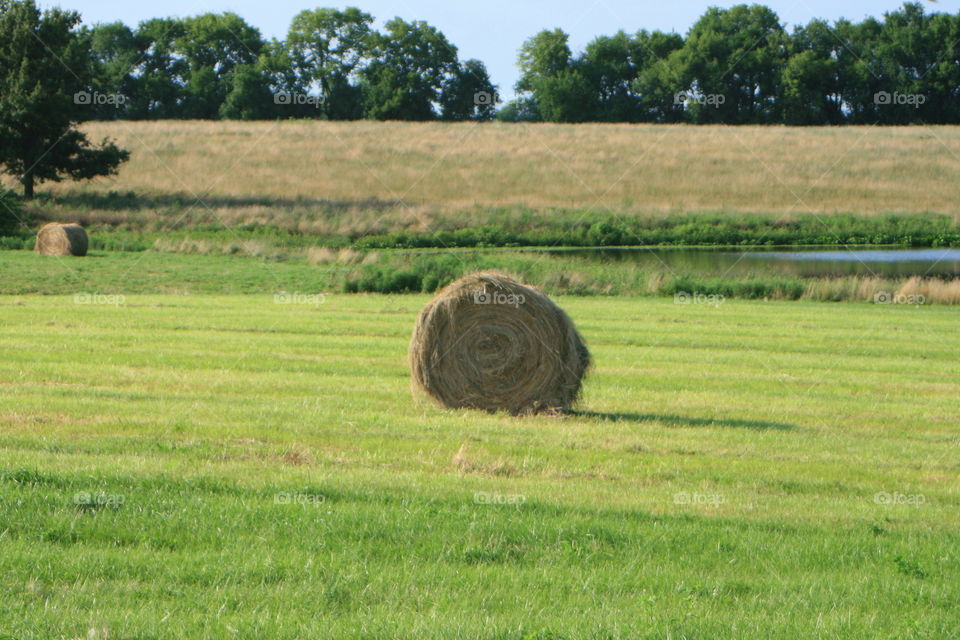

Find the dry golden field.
xmin=22 ymin=120 xmax=959 ymax=235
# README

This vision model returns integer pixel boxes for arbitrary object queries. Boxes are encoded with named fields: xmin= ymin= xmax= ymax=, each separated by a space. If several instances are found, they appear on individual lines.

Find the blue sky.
xmin=51 ymin=0 xmax=959 ymax=100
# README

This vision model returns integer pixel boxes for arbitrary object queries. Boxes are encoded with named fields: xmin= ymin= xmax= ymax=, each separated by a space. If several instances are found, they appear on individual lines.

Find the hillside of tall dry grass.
xmin=15 ymin=121 xmax=960 ymax=236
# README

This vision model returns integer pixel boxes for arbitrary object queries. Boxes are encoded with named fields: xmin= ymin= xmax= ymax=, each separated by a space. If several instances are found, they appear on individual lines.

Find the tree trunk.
xmin=22 ymin=173 xmax=34 ymax=200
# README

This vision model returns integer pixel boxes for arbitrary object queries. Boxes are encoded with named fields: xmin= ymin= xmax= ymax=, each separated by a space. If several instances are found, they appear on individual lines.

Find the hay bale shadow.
xmin=573 ymin=411 xmax=795 ymax=430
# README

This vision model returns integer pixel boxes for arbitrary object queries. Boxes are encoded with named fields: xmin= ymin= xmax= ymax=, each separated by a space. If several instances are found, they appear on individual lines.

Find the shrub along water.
xmin=352 ymin=214 xmax=960 ymax=250
xmin=338 ymin=251 xmax=960 ymax=304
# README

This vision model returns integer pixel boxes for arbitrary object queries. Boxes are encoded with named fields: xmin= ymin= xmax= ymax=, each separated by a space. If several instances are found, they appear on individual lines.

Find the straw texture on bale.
xmin=35 ymin=223 xmax=88 ymax=256
xmin=410 ymin=272 xmax=590 ymax=415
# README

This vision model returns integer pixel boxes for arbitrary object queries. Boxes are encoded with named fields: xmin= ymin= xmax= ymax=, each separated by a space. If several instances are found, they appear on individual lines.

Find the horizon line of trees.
xmin=76 ymin=2 xmax=960 ymax=125
xmin=4 ymin=0 xmax=960 ymax=126
xmin=81 ymin=7 xmax=497 ymax=122
xmin=508 ymin=2 xmax=960 ymax=125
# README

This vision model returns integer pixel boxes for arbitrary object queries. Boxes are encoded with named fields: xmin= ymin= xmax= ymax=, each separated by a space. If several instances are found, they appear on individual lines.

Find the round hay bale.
xmin=410 ymin=272 xmax=590 ymax=415
xmin=35 ymin=223 xmax=88 ymax=257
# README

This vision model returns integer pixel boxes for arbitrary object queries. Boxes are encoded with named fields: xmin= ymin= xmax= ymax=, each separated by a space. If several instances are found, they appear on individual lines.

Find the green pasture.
xmin=0 ymin=291 xmax=956 ymax=639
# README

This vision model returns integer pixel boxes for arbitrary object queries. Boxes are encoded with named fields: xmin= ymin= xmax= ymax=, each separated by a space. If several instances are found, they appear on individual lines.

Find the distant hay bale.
xmin=410 ymin=272 xmax=590 ymax=415
xmin=35 ymin=223 xmax=88 ymax=256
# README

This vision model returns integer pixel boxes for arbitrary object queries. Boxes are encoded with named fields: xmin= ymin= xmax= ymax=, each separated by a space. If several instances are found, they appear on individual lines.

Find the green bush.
xmin=343 ymin=253 xmax=475 ymax=293
xmin=89 ymin=234 xmax=151 ymax=252
xmin=663 ymin=275 xmax=806 ymax=300
xmin=0 ymin=236 xmax=26 ymax=250
xmin=344 ymin=267 xmax=422 ymax=293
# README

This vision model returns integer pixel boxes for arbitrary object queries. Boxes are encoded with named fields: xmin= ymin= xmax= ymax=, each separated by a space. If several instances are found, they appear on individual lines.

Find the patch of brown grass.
xmin=799 ymin=275 xmax=960 ymax=304
xmin=897 ymin=276 xmax=960 ymax=304
xmin=802 ymin=277 xmax=890 ymax=302
xmin=281 ymin=448 xmax=312 ymax=466
xmin=306 ymin=246 xmax=336 ymax=264
xmin=451 ymin=443 xmax=518 ymax=477
xmin=307 ymin=247 xmax=365 ymax=265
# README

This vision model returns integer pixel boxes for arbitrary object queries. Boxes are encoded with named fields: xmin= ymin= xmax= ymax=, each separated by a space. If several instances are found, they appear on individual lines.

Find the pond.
xmin=533 ymin=247 xmax=960 ymax=278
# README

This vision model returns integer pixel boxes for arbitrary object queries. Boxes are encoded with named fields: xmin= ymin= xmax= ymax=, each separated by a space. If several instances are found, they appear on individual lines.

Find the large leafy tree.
xmin=82 ymin=21 xmax=142 ymax=120
xmin=439 ymin=59 xmax=497 ymax=121
xmin=673 ymin=4 xmax=787 ymax=124
xmin=532 ymin=70 xmax=594 ymax=122
xmin=361 ymin=18 xmax=458 ymax=120
xmin=516 ymin=29 xmax=593 ymax=122
xmin=128 ymin=18 xmax=187 ymax=119
xmin=285 ymin=7 xmax=372 ymax=119
xmin=517 ymin=28 xmax=573 ymax=89
xmin=781 ymin=20 xmax=844 ymax=125
xmin=574 ymin=28 xmax=686 ymax=123
xmin=219 ymin=63 xmax=276 ymax=120
xmin=832 ymin=17 xmax=886 ymax=124
xmin=871 ymin=3 xmax=960 ymax=124
xmin=921 ymin=9 xmax=960 ymax=124
xmin=175 ymin=13 xmax=264 ymax=119
xmin=631 ymin=30 xmax=687 ymax=122
xmin=0 ymin=0 xmax=128 ymax=198
xmin=579 ymin=31 xmax=641 ymax=122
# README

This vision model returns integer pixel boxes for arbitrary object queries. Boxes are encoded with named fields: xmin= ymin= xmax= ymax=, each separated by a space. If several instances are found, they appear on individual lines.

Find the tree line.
xmin=5 ymin=0 xmax=959 ymax=125
xmin=81 ymin=7 xmax=497 ymax=121
xmin=509 ymin=2 xmax=960 ymax=125
xmin=77 ymin=2 xmax=960 ymax=125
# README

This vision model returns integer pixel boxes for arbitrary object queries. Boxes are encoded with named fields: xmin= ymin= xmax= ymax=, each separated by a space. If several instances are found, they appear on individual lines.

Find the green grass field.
xmin=4 ymin=120 xmax=959 ymax=638
xmin=1 ymin=291 xmax=957 ymax=639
